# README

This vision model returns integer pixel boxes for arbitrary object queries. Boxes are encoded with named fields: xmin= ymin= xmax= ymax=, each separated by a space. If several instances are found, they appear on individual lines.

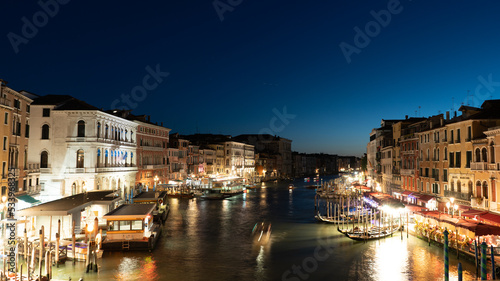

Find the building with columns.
xmin=25 ymin=95 xmax=138 ymax=202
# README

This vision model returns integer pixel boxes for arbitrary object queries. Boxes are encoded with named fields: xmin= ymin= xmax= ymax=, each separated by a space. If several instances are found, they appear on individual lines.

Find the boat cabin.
xmin=103 ymin=204 xmax=156 ymax=241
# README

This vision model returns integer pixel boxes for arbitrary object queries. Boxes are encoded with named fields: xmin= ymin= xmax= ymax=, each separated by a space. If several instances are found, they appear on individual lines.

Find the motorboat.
xmin=252 ymin=221 xmax=272 ymax=244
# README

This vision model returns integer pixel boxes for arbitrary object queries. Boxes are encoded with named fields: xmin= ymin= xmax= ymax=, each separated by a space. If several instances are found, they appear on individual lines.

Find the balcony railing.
xmin=400 ymin=169 xmax=415 ymax=176
xmin=471 ymin=162 xmax=488 ymax=171
xmin=0 ymin=97 xmax=10 ymax=107
xmin=444 ymin=190 xmax=472 ymax=201
xmin=95 ymin=166 xmax=138 ymax=173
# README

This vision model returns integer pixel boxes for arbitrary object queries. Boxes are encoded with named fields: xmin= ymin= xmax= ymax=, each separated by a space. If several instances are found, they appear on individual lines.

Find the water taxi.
xmin=102 ymin=204 xmax=161 ymax=251
xmin=252 ymin=221 xmax=272 ymax=244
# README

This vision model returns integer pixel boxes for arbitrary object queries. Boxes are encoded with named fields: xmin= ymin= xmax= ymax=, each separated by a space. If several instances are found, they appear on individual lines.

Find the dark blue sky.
xmin=2 ymin=1 xmax=500 ymax=156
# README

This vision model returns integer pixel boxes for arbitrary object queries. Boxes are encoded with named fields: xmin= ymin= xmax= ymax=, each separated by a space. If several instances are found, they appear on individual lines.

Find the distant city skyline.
xmin=2 ymin=1 xmax=500 ymax=157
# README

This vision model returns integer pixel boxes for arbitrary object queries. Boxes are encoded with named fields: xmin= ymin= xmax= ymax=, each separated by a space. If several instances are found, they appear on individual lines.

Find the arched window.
xmin=77 ymin=120 xmax=85 ymax=137
xmin=482 ymin=148 xmax=488 ymax=162
xmin=131 ymin=152 xmax=134 ymax=166
xmin=491 ymin=142 xmax=495 ymax=163
xmin=476 ymin=148 xmax=481 ymax=162
xmin=97 ymin=122 xmax=101 ymax=138
xmin=105 ymin=125 xmax=109 ymax=138
xmin=41 ymin=124 xmax=49 ymax=139
xmin=40 ymin=151 xmax=48 ymax=168
xmin=76 ymin=149 xmax=84 ymax=168
xmin=476 ymin=181 xmax=482 ymax=197
xmin=483 ymin=181 xmax=488 ymax=199
xmin=468 ymin=181 xmax=473 ymax=196
xmin=444 ymin=147 xmax=448 ymax=160
xmin=457 ymin=180 xmax=462 ymax=193
xmin=97 ymin=149 xmax=101 ymax=168
xmin=451 ymin=181 xmax=455 ymax=192
xmin=105 ymin=150 xmax=109 ymax=167
xmin=437 ymin=148 xmax=440 ymax=161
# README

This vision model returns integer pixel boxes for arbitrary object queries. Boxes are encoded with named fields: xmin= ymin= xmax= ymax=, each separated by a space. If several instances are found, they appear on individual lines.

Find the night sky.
xmin=2 ymin=1 xmax=500 ymax=156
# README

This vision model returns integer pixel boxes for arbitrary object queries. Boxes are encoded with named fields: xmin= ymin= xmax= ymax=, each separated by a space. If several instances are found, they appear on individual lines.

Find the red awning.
xmin=414 ymin=194 xmax=435 ymax=203
xmin=461 ymin=209 xmax=488 ymax=218
xmin=479 ymin=212 xmax=500 ymax=227
xmin=473 ymin=223 xmax=500 ymax=236
xmin=405 ymin=204 xmax=428 ymax=212
xmin=402 ymin=191 xmax=413 ymax=196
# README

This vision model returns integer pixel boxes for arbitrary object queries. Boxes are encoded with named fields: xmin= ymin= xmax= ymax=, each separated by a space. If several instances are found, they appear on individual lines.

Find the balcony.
xmin=40 ymin=168 xmax=51 ymax=174
xmin=444 ymin=190 xmax=472 ymax=201
xmin=0 ymin=97 xmax=10 ymax=107
xmin=144 ymin=164 xmax=166 ymax=170
xmin=95 ymin=166 xmax=138 ymax=173
xmin=400 ymin=169 xmax=415 ymax=176
xmin=471 ymin=162 xmax=488 ymax=171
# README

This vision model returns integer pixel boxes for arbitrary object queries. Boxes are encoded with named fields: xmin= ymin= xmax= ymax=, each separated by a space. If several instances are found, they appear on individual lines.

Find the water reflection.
xmin=50 ymin=176 xmax=479 ymax=281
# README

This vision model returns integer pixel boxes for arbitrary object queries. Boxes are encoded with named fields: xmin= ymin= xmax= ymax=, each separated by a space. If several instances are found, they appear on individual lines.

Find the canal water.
xmin=50 ymin=175 xmax=479 ymax=281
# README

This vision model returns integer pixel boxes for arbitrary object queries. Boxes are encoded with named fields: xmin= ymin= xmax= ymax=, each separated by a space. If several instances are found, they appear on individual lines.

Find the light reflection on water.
xmin=48 ymin=176 xmax=479 ymax=281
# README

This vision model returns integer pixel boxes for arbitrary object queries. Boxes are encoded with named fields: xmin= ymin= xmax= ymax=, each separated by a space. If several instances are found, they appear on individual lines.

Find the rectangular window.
xmin=131 ymin=220 xmax=143 ymax=230
xmin=3 ymin=137 xmax=6 ymax=150
xmin=443 ymin=169 xmax=448 ymax=181
xmin=467 ymin=126 xmax=471 ymax=141
xmin=2 ymin=162 xmax=5 ymax=179
xmin=119 ymin=220 xmax=131 ymax=231
xmin=456 ymin=151 xmax=461 ymax=168
xmin=4 ymin=112 xmax=7 ymax=125
xmin=450 ymin=130 xmax=454 ymax=143
xmin=456 ymin=129 xmax=461 ymax=143
xmin=25 ymin=124 xmax=29 ymax=138
xmin=449 ymin=153 xmax=454 ymax=168
xmin=466 ymin=151 xmax=472 ymax=168
xmin=42 ymin=108 xmax=50 ymax=117
xmin=26 ymin=105 xmax=30 ymax=113
xmin=13 ymin=99 xmax=20 ymax=110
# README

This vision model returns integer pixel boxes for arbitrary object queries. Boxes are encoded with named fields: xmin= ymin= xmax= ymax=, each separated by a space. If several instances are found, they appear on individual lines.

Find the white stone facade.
xmin=28 ymin=102 xmax=138 ymax=202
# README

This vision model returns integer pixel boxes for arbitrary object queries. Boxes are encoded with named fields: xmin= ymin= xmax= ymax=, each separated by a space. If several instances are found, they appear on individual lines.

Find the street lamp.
xmin=446 ymin=197 xmax=459 ymax=218
xmin=154 ymin=175 xmax=159 ymax=191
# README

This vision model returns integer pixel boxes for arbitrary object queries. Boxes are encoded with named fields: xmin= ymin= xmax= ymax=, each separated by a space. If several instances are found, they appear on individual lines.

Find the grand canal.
xmin=50 ymin=176 xmax=479 ymax=280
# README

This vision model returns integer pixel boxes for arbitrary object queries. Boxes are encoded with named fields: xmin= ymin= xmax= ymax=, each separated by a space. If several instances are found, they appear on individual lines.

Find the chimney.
xmin=440 ymin=118 xmax=443 ymax=126
xmin=454 ymin=111 xmax=457 ymax=118
xmin=161 ymin=122 xmax=163 ymax=126
xmin=148 ymin=115 xmax=151 ymax=122
xmin=405 ymin=115 xmax=408 ymax=120
xmin=446 ymin=111 xmax=450 ymax=120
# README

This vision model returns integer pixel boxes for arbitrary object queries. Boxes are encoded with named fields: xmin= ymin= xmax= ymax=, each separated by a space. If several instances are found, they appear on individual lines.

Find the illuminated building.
xmin=25 ymin=95 xmax=138 ymax=202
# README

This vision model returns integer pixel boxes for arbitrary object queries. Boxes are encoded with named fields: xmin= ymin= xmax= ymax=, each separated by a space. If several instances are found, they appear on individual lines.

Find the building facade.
xmin=27 ymin=95 xmax=138 ymax=202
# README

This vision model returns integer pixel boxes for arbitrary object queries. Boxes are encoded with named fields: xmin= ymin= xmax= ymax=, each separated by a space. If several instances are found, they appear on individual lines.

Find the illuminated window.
xmin=76 ymin=149 xmax=84 ymax=168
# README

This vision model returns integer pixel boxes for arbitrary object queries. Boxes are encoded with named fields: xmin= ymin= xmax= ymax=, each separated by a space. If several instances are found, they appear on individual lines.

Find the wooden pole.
xmin=44 ymin=250 xmax=49 ymax=279
xmin=72 ymin=220 xmax=76 ymax=265
xmin=39 ymin=228 xmax=43 ymax=277
xmin=58 ymin=219 xmax=61 ymax=240
xmin=23 ymin=229 xmax=27 ymax=261
xmin=49 ymin=216 xmax=53 ymax=245
xmin=56 ymin=233 xmax=60 ymax=267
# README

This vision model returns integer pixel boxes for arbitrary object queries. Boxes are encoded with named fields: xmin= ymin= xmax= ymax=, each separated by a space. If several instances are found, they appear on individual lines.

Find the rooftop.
xmin=103 ymin=204 xmax=156 ymax=218
xmin=17 ymin=190 xmax=120 ymax=216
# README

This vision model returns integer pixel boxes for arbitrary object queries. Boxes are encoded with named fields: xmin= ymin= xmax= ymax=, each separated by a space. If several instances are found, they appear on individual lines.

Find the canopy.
xmin=461 ymin=209 xmax=488 ymax=218
xmin=478 ymin=212 xmax=500 ymax=227
xmin=414 ymin=194 xmax=435 ymax=203
xmin=402 ymin=191 xmax=413 ymax=196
